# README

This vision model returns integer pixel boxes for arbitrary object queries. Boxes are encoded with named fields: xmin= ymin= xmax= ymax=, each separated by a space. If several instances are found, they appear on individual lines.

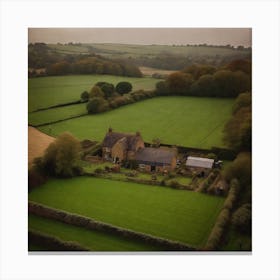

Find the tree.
xmin=225 ymin=59 xmax=251 ymax=75
xmin=89 ymin=85 xmax=104 ymax=99
xmin=223 ymin=106 xmax=251 ymax=151
xmin=232 ymin=203 xmax=252 ymax=233
xmin=166 ymin=72 xmax=194 ymax=95
xmin=232 ymin=92 xmax=251 ymax=114
xmin=95 ymin=82 xmax=115 ymax=98
xmin=182 ymin=64 xmax=216 ymax=80
xmin=190 ymin=74 xmax=217 ymax=97
xmin=116 ymin=82 xmax=133 ymax=95
xmin=223 ymin=152 xmax=251 ymax=187
xmin=80 ymin=91 xmax=89 ymax=101
xmin=86 ymin=97 xmax=109 ymax=114
xmin=155 ymin=81 xmax=169 ymax=96
xmin=39 ymin=132 xmax=81 ymax=177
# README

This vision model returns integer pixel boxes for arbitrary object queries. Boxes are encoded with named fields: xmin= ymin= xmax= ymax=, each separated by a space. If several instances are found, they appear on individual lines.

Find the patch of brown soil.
xmin=28 ymin=126 xmax=55 ymax=166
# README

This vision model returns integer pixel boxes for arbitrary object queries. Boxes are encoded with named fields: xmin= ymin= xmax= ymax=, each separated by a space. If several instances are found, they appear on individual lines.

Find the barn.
xmin=135 ymin=147 xmax=177 ymax=172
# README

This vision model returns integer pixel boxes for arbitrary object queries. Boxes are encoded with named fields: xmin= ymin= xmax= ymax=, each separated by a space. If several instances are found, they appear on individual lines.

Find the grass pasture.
xmin=28 ymin=75 xmax=160 ymax=112
xmin=28 ymin=103 xmax=87 ymax=126
xmin=79 ymin=43 xmax=251 ymax=60
xmin=29 ymin=214 xmax=162 ymax=251
xmin=37 ymin=96 xmax=234 ymax=149
xmin=29 ymin=177 xmax=224 ymax=247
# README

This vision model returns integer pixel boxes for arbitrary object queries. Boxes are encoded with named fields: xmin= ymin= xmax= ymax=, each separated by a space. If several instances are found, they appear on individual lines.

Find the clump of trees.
xmin=35 ymin=132 xmax=82 ymax=177
xmin=45 ymin=56 xmax=142 ymax=77
xmin=155 ymin=59 xmax=251 ymax=98
xmin=85 ymin=81 xmax=134 ymax=114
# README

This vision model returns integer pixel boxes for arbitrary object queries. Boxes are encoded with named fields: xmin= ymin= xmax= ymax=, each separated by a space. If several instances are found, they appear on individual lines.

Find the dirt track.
xmin=28 ymin=126 xmax=55 ymax=165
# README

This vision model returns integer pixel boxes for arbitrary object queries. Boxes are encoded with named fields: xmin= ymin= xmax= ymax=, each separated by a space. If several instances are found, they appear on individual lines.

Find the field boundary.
xmin=29 ymin=201 xmax=196 ymax=251
xmin=30 ymin=114 xmax=88 ymax=128
xmin=30 ymin=100 xmax=87 ymax=113
xmin=29 ymin=229 xmax=90 ymax=251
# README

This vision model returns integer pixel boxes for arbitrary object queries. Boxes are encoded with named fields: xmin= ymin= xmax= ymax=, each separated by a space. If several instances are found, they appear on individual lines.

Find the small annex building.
xmin=186 ymin=156 xmax=214 ymax=175
xmin=135 ymin=147 xmax=177 ymax=172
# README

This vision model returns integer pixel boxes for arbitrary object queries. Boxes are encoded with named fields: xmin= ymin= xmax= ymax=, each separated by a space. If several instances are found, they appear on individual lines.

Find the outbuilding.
xmin=136 ymin=147 xmax=177 ymax=172
xmin=186 ymin=156 xmax=214 ymax=176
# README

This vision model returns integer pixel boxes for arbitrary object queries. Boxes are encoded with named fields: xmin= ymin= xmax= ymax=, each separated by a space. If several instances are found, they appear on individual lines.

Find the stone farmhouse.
xmin=101 ymin=128 xmax=177 ymax=172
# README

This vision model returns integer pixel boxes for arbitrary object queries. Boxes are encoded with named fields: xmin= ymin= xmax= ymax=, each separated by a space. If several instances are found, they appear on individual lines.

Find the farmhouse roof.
xmin=102 ymin=130 xmax=142 ymax=150
xmin=186 ymin=156 xmax=214 ymax=169
xmin=135 ymin=147 xmax=176 ymax=166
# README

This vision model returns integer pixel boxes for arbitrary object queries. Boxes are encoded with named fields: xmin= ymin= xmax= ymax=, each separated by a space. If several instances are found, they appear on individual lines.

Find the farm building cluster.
xmin=101 ymin=128 xmax=220 ymax=174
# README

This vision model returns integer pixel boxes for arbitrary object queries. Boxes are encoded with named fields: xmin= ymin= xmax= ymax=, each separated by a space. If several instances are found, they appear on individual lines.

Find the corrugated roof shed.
xmin=136 ymin=147 xmax=176 ymax=166
xmin=186 ymin=156 xmax=214 ymax=169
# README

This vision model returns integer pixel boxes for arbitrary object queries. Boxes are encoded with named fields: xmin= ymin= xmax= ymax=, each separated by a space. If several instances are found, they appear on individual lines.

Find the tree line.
xmin=155 ymin=59 xmax=251 ymax=98
xmin=28 ymin=43 xmax=142 ymax=78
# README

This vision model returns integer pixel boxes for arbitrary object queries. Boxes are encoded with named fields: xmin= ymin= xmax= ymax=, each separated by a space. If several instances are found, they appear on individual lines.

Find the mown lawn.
xmin=38 ymin=96 xmax=234 ymax=149
xmin=29 ymin=177 xmax=224 ymax=247
xmin=29 ymin=214 xmax=162 ymax=251
xmin=28 ymin=75 xmax=160 ymax=112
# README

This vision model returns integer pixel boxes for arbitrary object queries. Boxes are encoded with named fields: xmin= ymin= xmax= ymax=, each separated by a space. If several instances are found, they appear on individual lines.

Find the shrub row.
xmin=204 ymin=208 xmax=231 ymax=250
xmin=29 ymin=229 xmax=89 ymax=251
xmin=223 ymin=178 xmax=240 ymax=210
xmin=29 ymin=201 xmax=195 ymax=251
xmin=87 ymin=172 xmax=193 ymax=191
xmin=197 ymin=172 xmax=217 ymax=193
xmin=204 ymin=178 xmax=240 ymax=250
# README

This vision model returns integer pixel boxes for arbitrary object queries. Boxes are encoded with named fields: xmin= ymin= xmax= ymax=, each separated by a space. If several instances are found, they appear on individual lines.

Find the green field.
xmin=29 ymin=215 xmax=162 ymax=251
xmin=37 ymin=96 xmax=233 ymax=149
xmin=29 ymin=177 xmax=224 ymax=247
xmin=28 ymin=103 xmax=87 ymax=125
xmin=48 ymin=43 xmax=251 ymax=60
xmin=28 ymin=75 xmax=160 ymax=112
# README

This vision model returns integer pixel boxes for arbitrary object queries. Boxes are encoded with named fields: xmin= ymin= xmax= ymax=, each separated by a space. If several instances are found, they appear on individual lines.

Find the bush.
xmin=155 ymin=81 xmax=169 ymax=96
xmin=232 ymin=203 xmax=251 ymax=233
xmin=204 ymin=208 xmax=230 ymax=250
xmin=223 ymin=153 xmax=251 ymax=187
xmin=80 ymin=91 xmax=89 ymax=101
xmin=28 ymin=165 xmax=48 ymax=191
xmin=89 ymin=85 xmax=105 ymax=99
xmin=116 ymin=81 xmax=132 ymax=95
xmin=36 ymin=132 xmax=81 ymax=178
xmin=95 ymin=82 xmax=115 ymax=99
xmin=168 ymin=179 xmax=180 ymax=188
xmin=29 ymin=230 xmax=89 ymax=251
xmin=223 ymin=178 xmax=240 ymax=210
xmin=87 ymin=97 xmax=109 ymax=114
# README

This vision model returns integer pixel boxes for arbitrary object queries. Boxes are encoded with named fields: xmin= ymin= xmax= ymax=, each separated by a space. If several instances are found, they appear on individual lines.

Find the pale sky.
xmin=28 ymin=28 xmax=251 ymax=47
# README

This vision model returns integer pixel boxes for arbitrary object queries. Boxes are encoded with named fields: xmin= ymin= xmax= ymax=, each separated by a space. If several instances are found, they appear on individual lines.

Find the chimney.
xmin=108 ymin=127 xmax=113 ymax=133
